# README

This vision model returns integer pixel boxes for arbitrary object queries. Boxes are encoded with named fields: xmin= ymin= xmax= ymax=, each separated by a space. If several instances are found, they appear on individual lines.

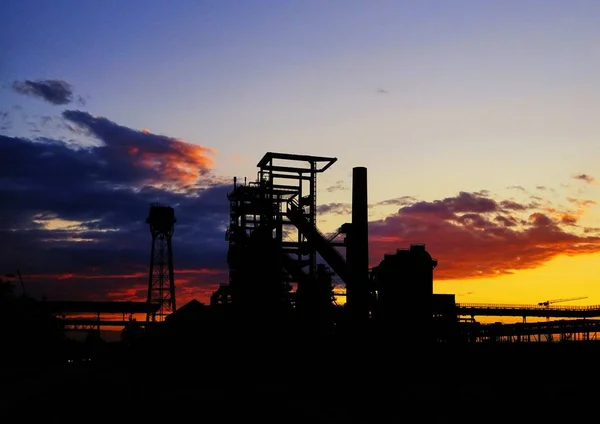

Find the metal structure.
xmin=463 ymin=319 xmax=600 ymax=343
xmin=19 ymin=149 xmax=600 ymax=347
xmin=212 ymin=150 xmax=600 ymax=346
xmin=24 ymin=206 xmax=178 ymax=332
xmin=217 ymin=151 xmax=444 ymax=341
xmin=538 ymin=296 xmax=588 ymax=307
xmin=432 ymin=300 xmax=600 ymax=344
xmin=456 ymin=301 xmax=600 ymax=320
xmin=214 ymin=151 xmax=443 ymax=346
xmin=223 ymin=152 xmax=345 ymax=325
xmin=146 ymin=204 xmax=177 ymax=322
xmin=44 ymin=301 xmax=160 ymax=332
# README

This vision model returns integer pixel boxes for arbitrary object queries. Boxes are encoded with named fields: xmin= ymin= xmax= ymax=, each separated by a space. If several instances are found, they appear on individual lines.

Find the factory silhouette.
xmin=4 ymin=152 xmax=600 ymax=420
xmin=7 ymin=152 xmax=600 ymax=348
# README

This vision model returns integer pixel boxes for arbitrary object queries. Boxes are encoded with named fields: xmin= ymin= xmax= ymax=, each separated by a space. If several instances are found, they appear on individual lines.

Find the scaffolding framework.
xmin=224 ymin=152 xmax=340 ymax=313
xmin=258 ymin=152 xmax=338 ymax=282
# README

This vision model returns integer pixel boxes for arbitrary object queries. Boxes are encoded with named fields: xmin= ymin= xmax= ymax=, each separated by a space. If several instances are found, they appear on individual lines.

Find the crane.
xmin=537 ymin=296 xmax=588 ymax=307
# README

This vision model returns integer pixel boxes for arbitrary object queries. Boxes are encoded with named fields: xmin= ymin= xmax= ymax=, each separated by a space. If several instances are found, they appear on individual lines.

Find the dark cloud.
xmin=59 ymin=110 xmax=217 ymax=189
xmin=12 ymin=79 xmax=74 ymax=105
xmin=574 ymin=174 xmax=595 ymax=184
xmin=494 ymin=215 xmax=519 ymax=228
xmin=499 ymin=200 xmax=528 ymax=211
xmin=0 ymin=112 xmax=229 ymax=304
xmin=368 ymin=191 xmax=600 ymax=280
xmin=318 ymin=188 xmax=600 ymax=280
xmin=317 ymin=203 xmax=351 ymax=215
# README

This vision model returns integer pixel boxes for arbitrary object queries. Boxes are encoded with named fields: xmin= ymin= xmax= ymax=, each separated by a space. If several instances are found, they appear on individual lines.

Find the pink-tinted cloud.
xmin=62 ymin=110 xmax=216 ymax=189
xmin=367 ymin=191 xmax=600 ymax=280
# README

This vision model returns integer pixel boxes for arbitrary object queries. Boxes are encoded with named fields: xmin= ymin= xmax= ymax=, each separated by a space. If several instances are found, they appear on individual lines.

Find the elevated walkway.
xmin=457 ymin=302 xmax=600 ymax=319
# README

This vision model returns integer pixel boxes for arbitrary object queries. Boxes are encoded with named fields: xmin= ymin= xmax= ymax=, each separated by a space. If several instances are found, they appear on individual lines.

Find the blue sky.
xmin=2 ymin=0 xmax=600 ymax=305
xmin=5 ymin=1 xmax=600 ymax=191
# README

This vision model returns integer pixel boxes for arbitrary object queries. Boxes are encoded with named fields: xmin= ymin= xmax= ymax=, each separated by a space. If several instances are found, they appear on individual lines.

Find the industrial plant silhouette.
xmin=3 ymin=151 xmax=600 ymax=420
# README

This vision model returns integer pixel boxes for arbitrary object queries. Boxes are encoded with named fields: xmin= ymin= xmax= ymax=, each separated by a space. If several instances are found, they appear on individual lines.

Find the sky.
xmin=2 ymin=0 xmax=600 ymax=313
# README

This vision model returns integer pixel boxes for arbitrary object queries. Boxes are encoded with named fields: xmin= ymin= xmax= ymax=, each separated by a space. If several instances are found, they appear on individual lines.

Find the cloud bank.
xmin=3 ymin=80 xmax=599 ymax=304
xmin=365 ymin=191 xmax=600 ymax=279
xmin=1 ymin=110 xmax=229 ymax=304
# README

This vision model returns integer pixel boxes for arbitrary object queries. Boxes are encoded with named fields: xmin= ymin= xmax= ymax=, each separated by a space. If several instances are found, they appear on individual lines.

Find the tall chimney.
xmin=350 ymin=166 xmax=369 ymax=321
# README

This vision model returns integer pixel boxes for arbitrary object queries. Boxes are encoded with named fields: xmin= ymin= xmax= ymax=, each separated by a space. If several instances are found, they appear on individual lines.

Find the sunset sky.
xmin=2 ymin=0 xmax=600 ymax=313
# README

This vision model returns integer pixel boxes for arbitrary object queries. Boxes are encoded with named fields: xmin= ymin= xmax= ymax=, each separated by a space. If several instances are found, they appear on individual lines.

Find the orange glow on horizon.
xmin=22 ymin=268 xmax=226 ymax=306
xmin=27 ymin=268 xmax=226 ymax=281
xmin=19 ymin=185 xmax=600 ymax=309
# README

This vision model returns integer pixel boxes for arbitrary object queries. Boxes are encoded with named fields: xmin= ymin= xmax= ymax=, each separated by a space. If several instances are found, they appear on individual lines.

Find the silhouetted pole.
xmin=349 ymin=166 xmax=370 ymax=323
xmin=17 ymin=270 xmax=25 ymax=296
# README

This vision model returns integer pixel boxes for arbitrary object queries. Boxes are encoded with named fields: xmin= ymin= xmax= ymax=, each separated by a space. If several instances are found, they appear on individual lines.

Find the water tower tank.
xmin=147 ymin=204 xmax=176 ymax=234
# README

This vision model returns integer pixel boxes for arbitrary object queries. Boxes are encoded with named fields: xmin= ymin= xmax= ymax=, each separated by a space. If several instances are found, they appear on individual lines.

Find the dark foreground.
xmin=3 ymin=341 xmax=599 ymax=423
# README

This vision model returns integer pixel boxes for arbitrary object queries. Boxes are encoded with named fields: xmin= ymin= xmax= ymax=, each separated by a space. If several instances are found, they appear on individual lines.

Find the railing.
xmin=457 ymin=302 xmax=600 ymax=311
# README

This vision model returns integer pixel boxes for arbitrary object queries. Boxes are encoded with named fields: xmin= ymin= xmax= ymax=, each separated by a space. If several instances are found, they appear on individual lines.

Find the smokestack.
xmin=350 ymin=166 xmax=369 ymax=321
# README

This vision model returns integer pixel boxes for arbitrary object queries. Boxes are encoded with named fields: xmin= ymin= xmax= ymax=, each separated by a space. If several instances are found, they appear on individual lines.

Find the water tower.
xmin=146 ymin=204 xmax=176 ymax=322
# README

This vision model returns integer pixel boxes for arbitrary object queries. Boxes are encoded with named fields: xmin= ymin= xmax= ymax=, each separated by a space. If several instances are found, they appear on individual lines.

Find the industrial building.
xmin=201 ymin=151 xmax=600 ymax=346
xmin=37 ymin=151 xmax=600 ymax=348
xmin=205 ymin=152 xmax=450 ymax=345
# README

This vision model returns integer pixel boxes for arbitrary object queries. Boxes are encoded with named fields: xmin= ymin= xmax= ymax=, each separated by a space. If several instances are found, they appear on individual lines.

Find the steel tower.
xmin=146 ymin=204 xmax=176 ymax=322
xmin=224 ymin=153 xmax=340 ymax=314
